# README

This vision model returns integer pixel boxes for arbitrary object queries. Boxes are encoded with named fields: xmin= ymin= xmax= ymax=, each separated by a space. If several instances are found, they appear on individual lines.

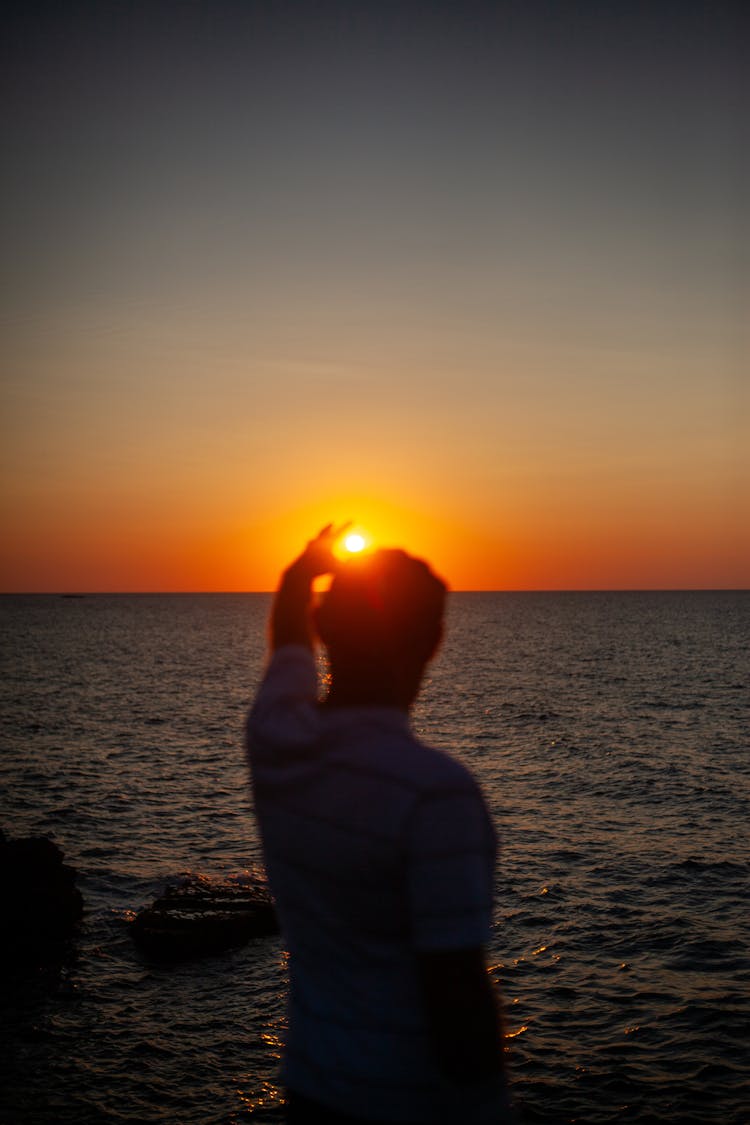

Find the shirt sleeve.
xmin=406 ymin=781 xmax=496 ymax=951
xmin=246 ymin=645 xmax=321 ymax=767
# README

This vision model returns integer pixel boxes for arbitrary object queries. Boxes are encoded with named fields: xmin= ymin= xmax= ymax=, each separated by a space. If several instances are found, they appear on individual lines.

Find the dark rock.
xmin=131 ymin=871 xmax=279 ymax=961
xmin=0 ymin=831 xmax=84 ymax=959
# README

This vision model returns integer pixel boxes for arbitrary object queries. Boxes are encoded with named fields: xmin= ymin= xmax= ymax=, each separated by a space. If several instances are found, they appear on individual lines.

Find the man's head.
xmin=314 ymin=549 xmax=447 ymax=705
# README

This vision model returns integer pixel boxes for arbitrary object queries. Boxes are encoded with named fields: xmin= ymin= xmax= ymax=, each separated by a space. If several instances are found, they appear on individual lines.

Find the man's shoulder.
xmin=404 ymin=738 xmax=488 ymax=810
xmin=405 ymin=735 xmax=479 ymax=793
xmin=331 ymin=716 xmax=482 ymax=801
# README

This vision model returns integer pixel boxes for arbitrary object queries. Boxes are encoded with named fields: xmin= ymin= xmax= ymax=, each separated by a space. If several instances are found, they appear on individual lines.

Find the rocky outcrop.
xmin=0 ymin=829 xmax=84 ymax=959
xmin=131 ymin=872 xmax=279 ymax=961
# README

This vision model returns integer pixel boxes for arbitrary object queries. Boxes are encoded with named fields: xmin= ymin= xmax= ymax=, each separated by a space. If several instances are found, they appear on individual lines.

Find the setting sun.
xmin=344 ymin=533 xmax=366 ymax=554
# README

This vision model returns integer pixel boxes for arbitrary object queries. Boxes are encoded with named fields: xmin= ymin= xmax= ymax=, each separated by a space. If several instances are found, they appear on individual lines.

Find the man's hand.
xmin=271 ymin=523 xmax=350 ymax=652
xmin=417 ymin=947 xmax=504 ymax=1082
xmin=417 ymin=947 xmax=511 ymax=1121
xmin=285 ymin=522 xmax=351 ymax=581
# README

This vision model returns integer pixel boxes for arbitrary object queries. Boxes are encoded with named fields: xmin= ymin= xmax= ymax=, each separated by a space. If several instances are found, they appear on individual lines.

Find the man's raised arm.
xmin=270 ymin=523 xmax=347 ymax=651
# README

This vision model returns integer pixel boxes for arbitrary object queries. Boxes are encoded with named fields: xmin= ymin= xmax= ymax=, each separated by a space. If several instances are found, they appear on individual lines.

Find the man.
xmin=246 ymin=525 xmax=513 ymax=1123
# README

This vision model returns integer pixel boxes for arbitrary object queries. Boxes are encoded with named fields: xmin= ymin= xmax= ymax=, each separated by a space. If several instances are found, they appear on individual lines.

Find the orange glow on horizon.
xmin=1 ymin=472 xmax=747 ymax=592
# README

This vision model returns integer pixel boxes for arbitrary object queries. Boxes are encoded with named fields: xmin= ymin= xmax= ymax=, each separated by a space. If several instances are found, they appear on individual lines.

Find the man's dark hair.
xmin=315 ymin=548 xmax=447 ymax=666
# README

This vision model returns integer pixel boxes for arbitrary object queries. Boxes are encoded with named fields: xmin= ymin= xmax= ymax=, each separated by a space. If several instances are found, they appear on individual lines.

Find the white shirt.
xmin=246 ymin=645 xmax=498 ymax=1122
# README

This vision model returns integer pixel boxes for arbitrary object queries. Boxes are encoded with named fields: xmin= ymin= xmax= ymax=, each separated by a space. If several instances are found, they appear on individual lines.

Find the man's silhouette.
xmin=247 ymin=525 xmax=512 ymax=1123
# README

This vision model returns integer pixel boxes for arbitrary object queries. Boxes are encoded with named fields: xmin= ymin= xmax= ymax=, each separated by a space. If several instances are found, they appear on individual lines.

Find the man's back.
xmin=248 ymin=645 xmax=497 ymax=1121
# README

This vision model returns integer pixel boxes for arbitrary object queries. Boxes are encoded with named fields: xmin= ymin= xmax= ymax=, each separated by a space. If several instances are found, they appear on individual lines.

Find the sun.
xmin=343 ymin=532 xmax=366 ymax=554
xmin=331 ymin=527 xmax=371 ymax=562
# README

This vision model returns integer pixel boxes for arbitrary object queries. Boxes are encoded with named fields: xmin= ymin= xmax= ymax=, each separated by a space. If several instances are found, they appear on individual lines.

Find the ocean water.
xmin=1 ymin=591 xmax=748 ymax=1125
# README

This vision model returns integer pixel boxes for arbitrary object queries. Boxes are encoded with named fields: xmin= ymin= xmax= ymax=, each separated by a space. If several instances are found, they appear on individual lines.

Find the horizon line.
xmin=2 ymin=587 xmax=748 ymax=596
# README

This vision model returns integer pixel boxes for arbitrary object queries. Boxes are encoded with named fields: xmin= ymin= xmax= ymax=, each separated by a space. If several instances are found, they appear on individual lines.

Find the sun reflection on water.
xmin=234 ymin=1078 xmax=283 ymax=1117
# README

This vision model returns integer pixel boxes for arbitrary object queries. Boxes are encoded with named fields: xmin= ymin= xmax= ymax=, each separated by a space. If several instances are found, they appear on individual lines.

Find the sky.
xmin=1 ymin=0 xmax=747 ymax=591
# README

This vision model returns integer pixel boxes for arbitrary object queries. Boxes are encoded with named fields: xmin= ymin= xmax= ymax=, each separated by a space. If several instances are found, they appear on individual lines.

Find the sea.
xmin=1 ymin=591 xmax=748 ymax=1125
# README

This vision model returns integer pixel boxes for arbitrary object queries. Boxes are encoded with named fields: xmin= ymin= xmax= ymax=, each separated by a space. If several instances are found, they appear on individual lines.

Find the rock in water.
xmin=131 ymin=871 xmax=279 ymax=961
xmin=0 ymin=829 xmax=84 ymax=959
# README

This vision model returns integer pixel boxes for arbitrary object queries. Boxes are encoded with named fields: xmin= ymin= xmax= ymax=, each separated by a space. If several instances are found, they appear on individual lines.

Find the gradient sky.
xmin=2 ymin=0 xmax=747 ymax=590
